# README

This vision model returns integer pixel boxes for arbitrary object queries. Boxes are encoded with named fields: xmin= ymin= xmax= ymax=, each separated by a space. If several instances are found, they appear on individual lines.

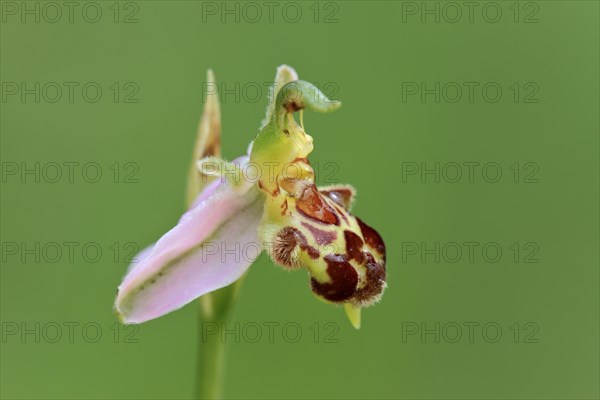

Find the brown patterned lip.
xmin=344 ymin=230 xmax=365 ymax=264
xmin=351 ymin=252 xmax=386 ymax=306
xmin=356 ymin=217 xmax=386 ymax=261
xmin=301 ymin=222 xmax=337 ymax=245
xmin=296 ymin=185 xmax=340 ymax=226
xmin=311 ymin=254 xmax=358 ymax=302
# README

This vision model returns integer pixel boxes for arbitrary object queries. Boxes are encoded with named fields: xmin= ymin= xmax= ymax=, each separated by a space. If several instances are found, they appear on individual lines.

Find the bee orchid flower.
xmin=115 ymin=66 xmax=387 ymax=329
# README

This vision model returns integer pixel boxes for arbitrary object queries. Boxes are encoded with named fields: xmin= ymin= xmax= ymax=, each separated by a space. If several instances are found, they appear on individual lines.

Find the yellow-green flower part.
xmin=251 ymin=81 xmax=387 ymax=328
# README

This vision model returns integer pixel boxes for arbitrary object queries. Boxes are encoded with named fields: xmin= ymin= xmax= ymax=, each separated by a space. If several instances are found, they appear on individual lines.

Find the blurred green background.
xmin=1 ymin=1 xmax=598 ymax=399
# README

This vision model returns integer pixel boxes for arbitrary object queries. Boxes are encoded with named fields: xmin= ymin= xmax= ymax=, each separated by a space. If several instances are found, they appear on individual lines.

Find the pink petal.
xmin=125 ymin=244 xmax=154 ymax=275
xmin=115 ymin=160 xmax=264 ymax=324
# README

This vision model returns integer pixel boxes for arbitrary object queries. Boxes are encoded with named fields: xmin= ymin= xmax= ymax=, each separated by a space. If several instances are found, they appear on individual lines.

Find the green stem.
xmin=195 ymin=304 xmax=226 ymax=400
xmin=195 ymin=279 xmax=244 ymax=400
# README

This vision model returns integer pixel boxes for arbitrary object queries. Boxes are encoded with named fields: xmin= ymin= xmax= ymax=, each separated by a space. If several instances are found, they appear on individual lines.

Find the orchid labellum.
xmin=115 ymin=66 xmax=387 ymax=329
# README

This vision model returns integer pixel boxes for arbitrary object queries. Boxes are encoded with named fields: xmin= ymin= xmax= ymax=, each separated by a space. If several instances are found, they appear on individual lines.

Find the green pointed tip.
xmin=114 ymin=306 xmax=138 ymax=326
xmin=344 ymin=303 xmax=361 ymax=330
xmin=114 ymin=305 xmax=127 ymax=325
xmin=326 ymin=100 xmax=342 ymax=112
xmin=204 ymin=69 xmax=218 ymax=104
xmin=274 ymin=80 xmax=342 ymax=125
xmin=206 ymin=68 xmax=215 ymax=84
xmin=113 ymin=290 xmax=134 ymax=325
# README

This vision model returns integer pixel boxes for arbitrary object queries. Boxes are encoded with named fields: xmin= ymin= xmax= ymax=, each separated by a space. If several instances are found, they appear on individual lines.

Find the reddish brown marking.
xmin=344 ymin=230 xmax=365 ymax=264
xmin=321 ymin=188 xmax=353 ymax=210
xmin=285 ymin=101 xmax=303 ymax=112
xmin=200 ymin=137 xmax=221 ymax=159
xmin=273 ymin=227 xmax=319 ymax=268
xmin=304 ymin=245 xmax=320 ymax=259
xmin=351 ymin=252 xmax=386 ymax=305
xmin=281 ymin=199 xmax=288 ymax=216
xmin=296 ymin=185 xmax=339 ymax=225
xmin=310 ymin=254 xmax=358 ymax=302
xmin=332 ymin=203 xmax=350 ymax=224
xmin=284 ymin=227 xmax=319 ymax=260
xmin=301 ymin=222 xmax=337 ymax=245
xmin=357 ymin=218 xmax=386 ymax=260
xmin=258 ymin=179 xmax=280 ymax=197
xmin=293 ymin=157 xmax=310 ymax=165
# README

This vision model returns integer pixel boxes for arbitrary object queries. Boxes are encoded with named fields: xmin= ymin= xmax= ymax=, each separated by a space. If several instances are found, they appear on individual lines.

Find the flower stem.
xmin=195 ymin=279 xmax=244 ymax=400
xmin=195 ymin=308 xmax=226 ymax=400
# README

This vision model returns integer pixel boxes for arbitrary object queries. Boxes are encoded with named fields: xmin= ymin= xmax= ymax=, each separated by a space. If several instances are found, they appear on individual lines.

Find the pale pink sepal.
xmin=115 ymin=157 xmax=264 ymax=324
